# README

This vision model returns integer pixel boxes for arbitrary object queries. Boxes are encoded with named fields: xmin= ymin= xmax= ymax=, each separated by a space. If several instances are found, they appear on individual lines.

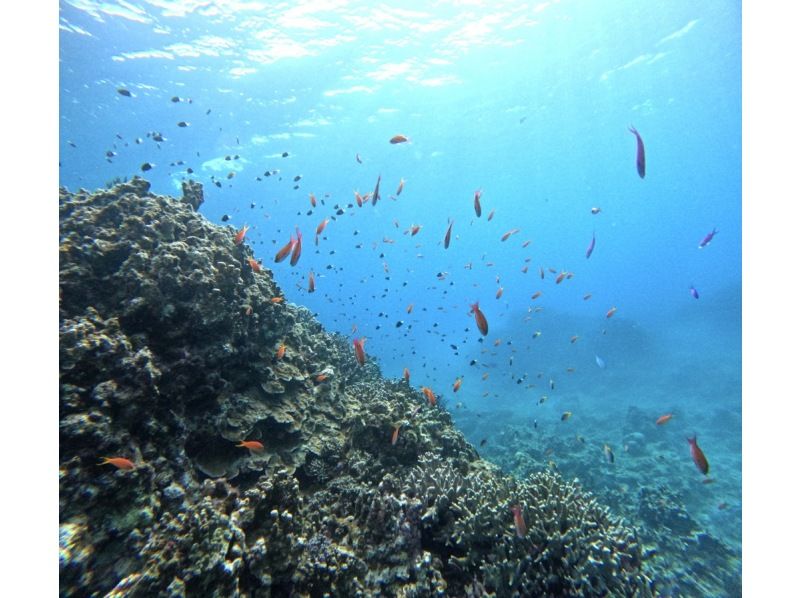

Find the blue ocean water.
xmin=60 ymin=0 xmax=741 ymax=591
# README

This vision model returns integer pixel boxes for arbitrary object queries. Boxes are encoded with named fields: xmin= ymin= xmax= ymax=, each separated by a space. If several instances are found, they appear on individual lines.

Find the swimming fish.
xmin=276 ymin=344 xmax=286 ymax=359
xmin=698 ymin=228 xmax=719 ymax=249
xmin=606 ymin=306 xmax=617 ymax=318
xmin=422 ymin=386 xmax=437 ymax=406
xmin=473 ymin=189 xmax=482 ymax=217
xmin=495 ymin=287 xmax=504 ymax=299
xmin=628 ymin=125 xmax=646 ymax=178
xmin=396 ymin=178 xmax=405 ymax=196
xmin=403 ymin=367 xmax=410 ymax=383
xmin=687 ymin=435 xmax=709 ymax=475
xmin=353 ymin=337 xmax=366 ymax=366
xmin=308 ymin=271 xmax=316 ymax=293
xmin=453 ymin=377 xmax=462 ymax=392
xmin=656 ymin=414 xmax=673 ymax=425
xmin=603 ymin=444 xmax=615 ymax=464
xmin=561 ymin=411 xmax=573 ymax=421
xmin=591 ymin=207 xmax=601 ymax=215
xmin=487 ymin=209 xmax=495 ymax=221
xmin=391 ymin=425 xmax=401 ymax=445
xmin=117 ymin=87 xmax=132 ymax=97
xmin=177 ymin=121 xmax=190 ymax=127
xmin=585 ymin=232 xmax=596 ymax=259
xmin=595 ymin=355 xmax=606 ymax=369
xmin=501 ymin=229 xmax=520 ymax=242
xmin=247 ymin=258 xmax=262 ymax=273
xmin=555 ymin=271 xmax=567 ymax=284
xmin=406 ymin=304 xmax=414 ymax=314
xmin=309 ymin=193 xmax=317 ymax=208
xmin=444 ymin=219 xmax=454 ymax=249
xmin=689 ymin=285 xmax=700 ymax=299
xmin=234 ymin=225 xmax=250 ymax=245
xmin=390 ymin=134 xmax=409 ymax=144
xmin=274 ymin=236 xmax=296 ymax=263
xmin=510 ymin=505 xmax=527 ymax=538
xmin=290 ymin=228 xmax=302 ymax=266
xmin=140 ymin=162 xmax=153 ymax=172
xmin=530 ymin=290 xmax=542 ymax=301
xmin=237 ymin=440 xmax=265 ymax=453
xmin=98 ymin=457 xmax=135 ymax=470
xmin=570 ymin=335 xmax=579 ymax=344
xmin=470 ymin=302 xmax=489 ymax=336
xmin=372 ymin=174 xmax=381 ymax=205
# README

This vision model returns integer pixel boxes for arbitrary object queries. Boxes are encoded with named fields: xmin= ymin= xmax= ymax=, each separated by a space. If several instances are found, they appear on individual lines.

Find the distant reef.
xmin=59 ymin=178 xmax=656 ymax=597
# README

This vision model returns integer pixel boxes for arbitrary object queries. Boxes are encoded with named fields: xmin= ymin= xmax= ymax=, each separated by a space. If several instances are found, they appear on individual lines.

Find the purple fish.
xmin=698 ymin=228 xmax=718 ymax=249
xmin=628 ymin=125 xmax=646 ymax=178
xmin=585 ymin=232 xmax=596 ymax=259
xmin=689 ymin=285 xmax=700 ymax=299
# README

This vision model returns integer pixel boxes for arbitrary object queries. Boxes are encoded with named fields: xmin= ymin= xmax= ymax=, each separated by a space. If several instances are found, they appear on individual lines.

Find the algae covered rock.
xmin=60 ymin=180 xmax=656 ymax=597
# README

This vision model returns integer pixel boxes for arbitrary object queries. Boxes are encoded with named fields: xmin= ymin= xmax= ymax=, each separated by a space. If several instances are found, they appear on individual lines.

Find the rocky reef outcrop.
xmin=59 ymin=178 xmax=655 ymax=597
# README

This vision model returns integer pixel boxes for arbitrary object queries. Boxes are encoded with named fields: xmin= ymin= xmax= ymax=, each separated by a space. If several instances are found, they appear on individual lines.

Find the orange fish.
xmin=474 ymin=189 xmax=482 ymax=217
xmin=274 ymin=236 xmax=296 ymax=263
xmin=656 ymin=414 xmax=673 ymax=425
xmin=422 ymin=386 xmax=437 ymax=406
xmin=687 ymin=435 xmax=710 ymax=475
xmin=237 ymin=440 xmax=265 ymax=453
xmin=290 ymin=228 xmax=303 ymax=266
xmin=234 ymin=224 xmax=250 ymax=245
xmin=495 ymin=287 xmax=504 ymax=299
xmin=396 ymin=178 xmax=405 ymax=196
xmin=531 ymin=291 xmax=542 ymax=300
xmin=391 ymin=425 xmax=401 ymax=445
xmin=510 ymin=505 xmax=527 ymax=538
xmin=353 ymin=337 xmax=366 ymax=366
xmin=390 ymin=134 xmax=409 ymax=144
xmin=276 ymin=343 xmax=286 ymax=359
xmin=487 ymin=209 xmax=495 ymax=221
xmin=444 ymin=219 xmax=454 ymax=249
xmin=403 ymin=367 xmax=410 ymax=383
xmin=501 ymin=228 xmax=520 ymax=242
xmin=309 ymin=192 xmax=317 ymax=208
xmin=98 ymin=457 xmax=135 ymax=470
xmin=354 ymin=190 xmax=363 ymax=207
xmin=247 ymin=257 xmax=262 ymax=273
xmin=315 ymin=374 xmax=328 ymax=383
xmin=555 ymin=271 xmax=567 ymax=284
xmin=408 ymin=224 xmax=421 ymax=236
xmin=270 ymin=296 xmax=284 ymax=303
xmin=315 ymin=218 xmax=329 ymax=237
xmin=606 ymin=306 xmax=617 ymax=318
xmin=453 ymin=377 xmax=462 ymax=392
xmin=406 ymin=303 xmax=414 ymax=314
xmin=308 ymin=271 xmax=316 ymax=293
xmin=470 ymin=301 xmax=489 ymax=336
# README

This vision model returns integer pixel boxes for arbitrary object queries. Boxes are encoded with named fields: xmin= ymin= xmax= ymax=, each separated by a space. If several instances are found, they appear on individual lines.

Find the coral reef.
xmin=60 ymin=179 xmax=656 ymax=596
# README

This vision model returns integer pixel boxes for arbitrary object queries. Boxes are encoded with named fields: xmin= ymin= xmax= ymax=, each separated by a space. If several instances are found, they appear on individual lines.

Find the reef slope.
xmin=59 ymin=179 xmax=655 ymax=597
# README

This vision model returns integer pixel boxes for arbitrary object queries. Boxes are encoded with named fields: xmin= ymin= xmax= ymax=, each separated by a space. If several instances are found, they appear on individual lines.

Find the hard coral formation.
xmin=60 ymin=179 xmax=655 ymax=596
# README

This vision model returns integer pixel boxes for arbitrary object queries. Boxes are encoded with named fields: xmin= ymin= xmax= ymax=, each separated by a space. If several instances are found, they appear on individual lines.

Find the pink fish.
xmin=687 ymin=435 xmax=709 ymax=475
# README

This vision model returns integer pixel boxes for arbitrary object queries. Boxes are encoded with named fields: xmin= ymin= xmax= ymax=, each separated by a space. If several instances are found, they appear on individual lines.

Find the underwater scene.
xmin=59 ymin=1 xmax=741 ymax=596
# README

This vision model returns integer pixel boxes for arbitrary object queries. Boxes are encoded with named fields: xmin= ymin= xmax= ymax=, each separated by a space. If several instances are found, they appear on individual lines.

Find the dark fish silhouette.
xmin=628 ymin=125 xmax=646 ymax=178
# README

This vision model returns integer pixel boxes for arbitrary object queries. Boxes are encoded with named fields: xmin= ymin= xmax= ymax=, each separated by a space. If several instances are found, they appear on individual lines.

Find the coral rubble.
xmin=60 ymin=179 xmax=655 ymax=596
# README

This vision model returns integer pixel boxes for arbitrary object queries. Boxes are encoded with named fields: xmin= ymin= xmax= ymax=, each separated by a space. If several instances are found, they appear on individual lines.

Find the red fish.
xmin=687 ymin=435 xmax=709 ymax=475
xmin=403 ymin=367 xmax=410 ymax=383
xmin=470 ymin=302 xmax=489 ymax=336
xmin=555 ymin=271 xmax=567 ymax=284
xmin=354 ymin=190 xmax=363 ymax=207
xmin=391 ymin=425 xmax=401 ymax=445
xmin=276 ymin=344 xmax=286 ymax=359
xmin=656 ymin=414 xmax=673 ymax=425
xmin=353 ymin=337 xmax=366 ymax=365
xmin=98 ymin=457 xmax=135 ymax=470
xmin=406 ymin=224 xmax=421 ymax=236
xmin=234 ymin=224 xmax=249 ymax=245
xmin=237 ymin=440 xmax=265 ymax=453
xmin=309 ymin=192 xmax=317 ymax=208
xmin=606 ymin=306 xmax=617 ymax=318
xmin=390 ymin=134 xmax=409 ymax=144
xmin=422 ymin=386 xmax=437 ymax=406
xmin=274 ymin=236 xmax=296 ymax=263
xmin=396 ymin=178 xmax=405 ymax=196
xmin=308 ymin=271 xmax=316 ymax=293
xmin=453 ymin=377 xmax=462 ymax=392
xmin=495 ymin=287 xmax=504 ymax=299
xmin=247 ymin=258 xmax=262 ymax=273
xmin=372 ymin=174 xmax=381 ymax=205
xmin=628 ymin=125 xmax=646 ymax=178
xmin=444 ymin=219 xmax=454 ymax=249
xmin=510 ymin=505 xmax=527 ymax=538
xmin=290 ymin=228 xmax=302 ymax=266
xmin=474 ymin=189 xmax=482 ymax=217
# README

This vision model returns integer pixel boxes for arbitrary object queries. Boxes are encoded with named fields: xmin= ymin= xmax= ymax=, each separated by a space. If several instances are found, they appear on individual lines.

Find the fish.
xmin=247 ymin=258 xmax=262 ymax=273
xmin=570 ymin=335 xmax=579 ymax=344
xmin=501 ymin=229 xmax=520 ymax=242
xmin=270 ymin=297 xmax=284 ymax=303
xmin=315 ymin=218 xmax=330 ymax=237
xmin=687 ymin=435 xmax=710 ymax=475
xmin=236 ymin=440 xmax=265 ymax=453
xmin=510 ymin=505 xmax=527 ymax=538
xmin=276 ymin=344 xmax=286 ymax=359
xmin=603 ymin=444 xmax=615 ymax=464
xmin=689 ymin=285 xmax=700 ymax=299
xmin=396 ymin=178 xmax=405 ymax=196
xmin=606 ymin=306 xmax=617 ymax=318
xmin=453 ymin=377 xmax=462 ymax=392
xmin=308 ymin=271 xmax=316 ymax=293
xmin=656 ymin=414 xmax=673 ymax=425
xmin=549 ymin=378 xmax=555 ymax=390
xmin=354 ymin=191 xmax=364 ymax=207
xmin=177 ymin=121 xmax=190 ymax=127
xmin=444 ymin=219 xmax=454 ymax=249
xmin=495 ymin=287 xmax=504 ymax=299
xmin=555 ymin=271 xmax=567 ymax=284
xmin=585 ymin=232 xmax=596 ymax=259
xmin=628 ymin=125 xmax=646 ymax=178
xmin=98 ymin=456 xmax=135 ymax=470
xmin=290 ymin=228 xmax=302 ymax=266
xmin=531 ymin=291 xmax=542 ymax=300
xmin=406 ymin=304 xmax=414 ymax=314
xmin=422 ymin=386 xmax=437 ymax=406
xmin=591 ymin=207 xmax=601 ymax=214
xmin=390 ymin=134 xmax=409 ymax=144
xmin=474 ymin=189 xmax=482 ymax=217
xmin=698 ymin=228 xmax=719 ymax=249
xmin=309 ymin=193 xmax=317 ymax=208
xmin=521 ymin=240 xmax=531 ymax=248
xmin=532 ymin=331 xmax=541 ymax=339
xmin=234 ymin=225 xmax=250 ymax=245
xmin=487 ymin=209 xmax=495 ymax=221
xmin=595 ymin=355 xmax=606 ymax=369
xmin=480 ymin=438 xmax=487 ymax=447
xmin=171 ymin=96 xmax=181 ymax=102
xmin=274 ymin=236 xmax=295 ymax=263
xmin=583 ymin=293 xmax=592 ymax=300
xmin=314 ymin=374 xmax=328 ymax=383
xmin=539 ymin=267 xmax=545 ymax=280
xmin=353 ymin=337 xmax=366 ymax=366
xmin=482 ymin=372 xmax=489 ymax=381
xmin=407 ymin=224 xmax=421 ymax=236
xmin=140 ymin=162 xmax=153 ymax=172
xmin=356 ymin=153 xmax=362 ymax=164
xmin=117 ymin=87 xmax=132 ymax=97
xmin=470 ymin=302 xmax=489 ymax=336
xmin=244 ymin=306 xmax=253 ymax=316
xmin=391 ymin=425 xmax=401 ymax=445
xmin=372 ymin=174 xmax=381 ymax=205
xmin=561 ymin=411 xmax=573 ymax=421
xmin=403 ymin=367 xmax=410 ymax=383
